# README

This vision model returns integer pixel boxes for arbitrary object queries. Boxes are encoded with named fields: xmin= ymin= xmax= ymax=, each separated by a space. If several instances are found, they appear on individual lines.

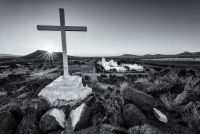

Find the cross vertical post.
xmin=59 ymin=9 xmax=69 ymax=78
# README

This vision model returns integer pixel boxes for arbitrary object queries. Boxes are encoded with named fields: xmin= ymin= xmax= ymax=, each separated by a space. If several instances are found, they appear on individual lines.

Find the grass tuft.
xmin=160 ymin=93 xmax=177 ymax=111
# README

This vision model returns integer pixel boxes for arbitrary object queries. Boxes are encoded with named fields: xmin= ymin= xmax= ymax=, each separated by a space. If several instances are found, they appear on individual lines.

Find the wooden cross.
xmin=37 ymin=8 xmax=87 ymax=78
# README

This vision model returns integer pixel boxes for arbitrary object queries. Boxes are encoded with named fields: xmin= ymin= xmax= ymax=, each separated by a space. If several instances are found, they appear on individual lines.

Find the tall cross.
xmin=37 ymin=8 xmax=87 ymax=78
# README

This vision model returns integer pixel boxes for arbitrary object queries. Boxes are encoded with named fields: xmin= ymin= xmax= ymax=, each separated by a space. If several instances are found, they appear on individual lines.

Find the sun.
xmin=48 ymin=50 xmax=53 ymax=54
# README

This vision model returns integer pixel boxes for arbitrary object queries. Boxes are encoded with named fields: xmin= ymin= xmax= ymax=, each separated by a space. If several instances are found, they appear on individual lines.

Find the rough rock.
xmin=20 ymin=97 xmax=51 ymax=121
xmin=9 ymin=104 xmax=23 ymax=121
xmin=109 ymin=111 xmax=123 ymax=126
xmin=194 ymin=83 xmax=200 ymax=97
xmin=127 ymin=124 xmax=164 ymax=134
xmin=184 ymin=76 xmax=200 ymax=91
xmin=89 ymin=100 xmax=107 ymax=126
xmin=16 ymin=116 xmax=43 ymax=134
xmin=47 ymin=130 xmax=64 ymax=134
xmin=181 ymin=101 xmax=200 ymax=113
xmin=122 ymin=87 xmax=155 ymax=111
xmin=153 ymin=108 xmax=168 ymax=123
xmin=173 ymin=91 xmax=189 ymax=106
xmin=30 ymin=83 xmax=40 ymax=90
xmin=70 ymin=103 xmax=90 ymax=131
xmin=184 ymin=75 xmax=194 ymax=91
xmin=0 ymin=91 xmax=7 ymax=96
xmin=75 ymin=126 xmax=100 ymax=134
xmin=17 ymin=86 xmax=27 ymax=92
xmin=83 ymin=95 xmax=95 ymax=107
xmin=190 ymin=76 xmax=200 ymax=87
xmin=91 ymin=112 xmax=104 ymax=126
xmin=0 ymin=111 xmax=17 ymax=134
xmin=0 ymin=99 xmax=22 ymax=114
xmin=99 ymin=124 xmax=127 ymax=134
xmin=17 ymin=92 xmax=32 ymax=99
xmin=133 ymin=82 xmax=155 ymax=93
xmin=90 ymin=100 xmax=106 ymax=115
xmin=123 ymin=104 xmax=148 ymax=127
xmin=39 ymin=108 xmax=65 ymax=132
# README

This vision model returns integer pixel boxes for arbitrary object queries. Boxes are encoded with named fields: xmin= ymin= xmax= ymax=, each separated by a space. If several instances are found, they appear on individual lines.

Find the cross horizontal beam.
xmin=37 ymin=25 xmax=87 ymax=31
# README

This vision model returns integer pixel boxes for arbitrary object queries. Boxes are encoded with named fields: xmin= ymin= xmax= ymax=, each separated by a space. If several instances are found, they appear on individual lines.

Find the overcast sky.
xmin=0 ymin=0 xmax=200 ymax=56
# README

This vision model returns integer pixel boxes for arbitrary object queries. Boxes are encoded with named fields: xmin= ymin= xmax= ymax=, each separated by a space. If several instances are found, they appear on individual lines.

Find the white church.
xmin=100 ymin=58 xmax=144 ymax=72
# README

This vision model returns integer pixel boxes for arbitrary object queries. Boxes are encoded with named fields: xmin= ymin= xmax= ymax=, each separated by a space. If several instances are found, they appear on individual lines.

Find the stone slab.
xmin=153 ymin=108 xmax=168 ymax=123
xmin=70 ymin=103 xmax=90 ymax=130
xmin=38 ymin=76 xmax=92 ymax=106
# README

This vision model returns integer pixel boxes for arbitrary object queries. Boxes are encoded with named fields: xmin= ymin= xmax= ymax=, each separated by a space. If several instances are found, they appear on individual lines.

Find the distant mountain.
xmin=0 ymin=54 xmax=21 ymax=59
xmin=194 ymin=52 xmax=200 ymax=55
xmin=1 ymin=50 xmax=200 ymax=61
xmin=121 ymin=54 xmax=137 ymax=56
xmin=177 ymin=51 xmax=200 ymax=56
xmin=21 ymin=50 xmax=63 ymax=60
xmin=177 ymin=51 xmax=193 ymax=55
xmin=20 ymin=50 xmax=78 ymax=60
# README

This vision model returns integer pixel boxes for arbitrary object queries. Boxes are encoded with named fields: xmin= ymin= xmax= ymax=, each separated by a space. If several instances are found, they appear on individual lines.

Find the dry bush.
xmin=87 ymin=79 xmax=99 ymax=89
xmin=118 ymin=81 xmax=129 ymax=94
xmin=100 ymin=81 xmax=128 ymax=126
xmin=87 ymin=79 xmax=105 ymax=94
xmin=128 ymin=125 xmax=141 ymax=134
xmin=135 ymin=78 xmax=148 ymax=83
xmin=182 ymin=105 xmax=200 ymax=133
xmin=160 ymin=93 xmax=178 ymax=111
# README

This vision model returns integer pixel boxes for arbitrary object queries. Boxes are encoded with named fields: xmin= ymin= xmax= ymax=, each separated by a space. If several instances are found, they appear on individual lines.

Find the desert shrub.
xmin=117 ymin=76 xmax=126 ymax=82
xmin=109 ymin=75 xmax=118 ymax=84
xmin=118 ymin=81 xmax=128 ymax=94
xmin=99 ymin=74 xmax=107 ymax=80
xmin=84 ymin=75 xmax=90 ymax=81
xmin=0 ymin=77 xmax=10 ymax=86
xmin=148 ymin=68 xmax=187 ymax=95
xmin=8 ymin=74 xmax=25 ymax=81
xmin=87 ymin=79 xmax=105 ymax=94
xmin=160 ymin=68 xmax=170 ymax=76
xmin=137 ymin=74 xmax=144 ymax=79
xmin=125 ymin=74 xmax=137 ymax=83
xmin=26 ymin=71 xmax=31 ymax=76
xmin=135 ymin=78 xmax=148 ymax=83
xmin=170 ymin=65 xmax=175 ymax=67
xmin=128 ymin=126 xmax=141 ymax=134
xmin=99 ymin=74 xmax=124 ymax=85
xmin=160 ymin=93 xmax=177 ymax=111
xmin=182 ymin=105 xmax=200 ymax=133
xmin=98 ymin=82 xmax=128 ymax=126
xmin=153 ymin=67 xmax=163 ymax=71
xmin=148 ymin=71 xmax=160 ymax=80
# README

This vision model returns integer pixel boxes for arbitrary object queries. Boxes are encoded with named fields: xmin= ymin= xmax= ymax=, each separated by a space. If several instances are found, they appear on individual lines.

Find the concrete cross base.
xmin=38 ymin=76 xmax=92 ymax=106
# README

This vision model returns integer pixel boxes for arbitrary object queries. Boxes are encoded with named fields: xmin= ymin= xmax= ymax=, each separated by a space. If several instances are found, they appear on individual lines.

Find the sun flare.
xmin=48 ymin=50 xmax=53 ymax=54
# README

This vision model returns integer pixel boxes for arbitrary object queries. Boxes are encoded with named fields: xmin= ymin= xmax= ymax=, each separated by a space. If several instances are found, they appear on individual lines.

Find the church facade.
xmin=100 ymin=58 xmax=143 ymax=72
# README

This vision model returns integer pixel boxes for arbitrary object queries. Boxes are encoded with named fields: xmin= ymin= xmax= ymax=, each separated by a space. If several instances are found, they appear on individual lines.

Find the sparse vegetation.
xmin=0 ymin=54 xmax=200 ymax=134
xmin=182 ymin=105 xmax=200 ymax=133
xmin=160 ymin=93 xmax=177 ymax=111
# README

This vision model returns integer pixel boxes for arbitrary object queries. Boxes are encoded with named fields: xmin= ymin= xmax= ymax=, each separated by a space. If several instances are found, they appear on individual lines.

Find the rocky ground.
xmin=0 ymin=68 xmax=200 ymax=134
